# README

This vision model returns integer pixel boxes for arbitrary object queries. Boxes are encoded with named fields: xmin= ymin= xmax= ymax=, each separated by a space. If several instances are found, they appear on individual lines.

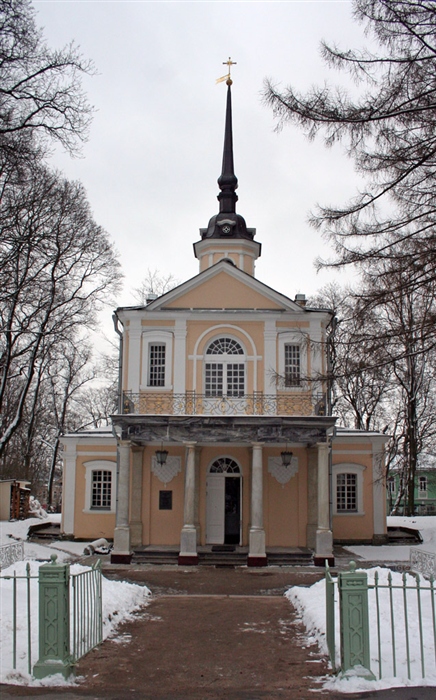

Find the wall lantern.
xmin=155 ymin=445 xmax=169 ymax=466
xmin=280 ymin=449 xmax=293 ymax=467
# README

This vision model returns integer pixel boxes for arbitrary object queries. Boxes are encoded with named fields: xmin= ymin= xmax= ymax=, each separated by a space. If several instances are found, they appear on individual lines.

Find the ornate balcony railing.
xmin=122 ymin=391 xmax=326 ymax=417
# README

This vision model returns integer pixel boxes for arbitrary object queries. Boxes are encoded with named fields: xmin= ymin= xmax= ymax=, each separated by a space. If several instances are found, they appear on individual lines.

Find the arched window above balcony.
xmin=204 ymin=336 xmax=245 ymax=397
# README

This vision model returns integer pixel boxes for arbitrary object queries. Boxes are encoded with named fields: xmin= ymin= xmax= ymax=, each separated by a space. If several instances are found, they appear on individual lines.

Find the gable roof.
xmin=120 ymin=260 xmax=314 ymax=314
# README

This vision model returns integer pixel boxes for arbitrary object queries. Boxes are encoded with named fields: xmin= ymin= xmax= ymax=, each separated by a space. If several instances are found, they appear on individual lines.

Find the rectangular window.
xmin=387 ymin=478 xmax=395 ymax=495
xmin=336 ymin=473 xmax=357 ymax=512
xmin=91 ymin=470 xmax=112 ymax=509
xmin=205 ymin=363 xmax=223 ymax=396
xmin=148 ymin=344 xmax=166 ymax=386
xmin=419 ymin=476 xmax=428 ymax=498
xmin=284 ymin=344 xmax=301 ymax=387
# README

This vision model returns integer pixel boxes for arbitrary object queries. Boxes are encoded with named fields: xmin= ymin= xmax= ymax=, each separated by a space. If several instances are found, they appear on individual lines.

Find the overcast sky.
xmin=34 ymin=0 xmax=368 ymax=314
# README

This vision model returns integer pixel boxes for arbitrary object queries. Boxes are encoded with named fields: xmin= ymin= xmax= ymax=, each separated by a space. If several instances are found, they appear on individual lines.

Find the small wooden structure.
xmin=0 ymin=479 xmax=31 ymax=520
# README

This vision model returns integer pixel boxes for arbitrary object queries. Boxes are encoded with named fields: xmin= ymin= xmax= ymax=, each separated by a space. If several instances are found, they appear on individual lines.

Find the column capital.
xmin=131 ymin=444 xmax=144 ymax=453
xmin=183 ymin=441 xmax=197 ymax=448
xmin=251 ymin=442 xmax=264 ymax=449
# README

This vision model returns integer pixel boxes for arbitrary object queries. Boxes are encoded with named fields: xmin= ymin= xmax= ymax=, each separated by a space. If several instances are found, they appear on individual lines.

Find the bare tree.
xmin=264 ymin=0 xmax=436 ymax=297
xmin=0 ymin=163 xmax=122 ymax=460
xmin=0 ymin=0 xmax=94 ymax=160
xmin=132 ymin=268 xmax=179 ymax=305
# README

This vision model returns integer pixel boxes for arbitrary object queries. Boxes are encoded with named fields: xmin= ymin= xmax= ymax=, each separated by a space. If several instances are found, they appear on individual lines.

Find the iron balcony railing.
xmin=122 ymin=391 xmax=327 ymax=417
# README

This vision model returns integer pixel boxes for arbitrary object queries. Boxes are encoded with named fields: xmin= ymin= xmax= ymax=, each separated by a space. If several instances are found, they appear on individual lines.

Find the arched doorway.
xmin=206 ymin=457 xmax=242 ymax=545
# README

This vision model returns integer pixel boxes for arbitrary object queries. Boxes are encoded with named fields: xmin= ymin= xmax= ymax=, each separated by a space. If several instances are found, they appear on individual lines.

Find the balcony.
xmin=122 ymin=391 xmax=327 ymax=417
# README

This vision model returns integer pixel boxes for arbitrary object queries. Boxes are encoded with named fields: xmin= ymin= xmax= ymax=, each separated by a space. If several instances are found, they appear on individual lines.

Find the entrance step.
xmin=132 ymin=546 xmax=314 ymax=567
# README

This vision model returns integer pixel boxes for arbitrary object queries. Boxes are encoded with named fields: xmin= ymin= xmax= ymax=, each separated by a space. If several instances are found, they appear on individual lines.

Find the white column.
xmin=61 ymin=439 xmax=78 ymax=536
xmin=248 ymin=442 xmax=267 ymax=566
xmin=179 ymin=441 xmax=198 ymax=564
xmin=314 ymin=441 xmax=333 ymax=565
xmin=264 ymin=321 xmax=277 ymax=395
xmin=112 ymin=440 xmax=132 ymax=563
xmin=130 ymin=445 xmax=143 ymax=547
xmin=127 ymin=318 xmax=142 ymax=393
xmin=173 ymin=319 xmax=187 ymax=394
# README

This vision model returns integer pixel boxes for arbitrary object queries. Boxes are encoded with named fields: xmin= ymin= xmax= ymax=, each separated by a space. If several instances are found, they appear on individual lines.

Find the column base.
xmin=314 ymin=528 xmax=333 ymax=567
xmin=247 ymin=555 xmax=268 ymax=567
xmin=180 ymin=526 xmax=197 ymax=565
xmin=249 ymin=527 xmax=266 ymax=553
xmin=314 ymin=556 xmax=334 ymax=567
xmin=178 ymin=554 xmax=199 ymax=566
xmin=111 ymin=552 xmax=132 ymax=564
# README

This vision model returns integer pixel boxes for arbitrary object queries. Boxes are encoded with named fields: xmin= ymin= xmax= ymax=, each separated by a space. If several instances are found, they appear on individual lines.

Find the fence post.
xmin=338 ymin=561 xmax=375 ymax=680
xmin=33 ymin=554 xmax=75 ymax=679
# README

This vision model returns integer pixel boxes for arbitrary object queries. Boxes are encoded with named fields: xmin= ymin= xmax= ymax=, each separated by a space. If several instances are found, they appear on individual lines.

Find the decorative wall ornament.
xmin=268 ymin=456 xmax=298 ymax=485
xmin=151 ymin=456 xmax=181 ymax=485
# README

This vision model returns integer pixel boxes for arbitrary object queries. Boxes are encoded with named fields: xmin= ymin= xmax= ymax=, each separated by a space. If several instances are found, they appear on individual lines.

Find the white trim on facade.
xmin=83 ymin=459 xmax=117 ymax=514
xmin=61 ymin=439 xmax=78 ymax=535
xmin=332 ymin=463 xmax=366 ymax=516
xmin=140 ymin=330 xmax=174 ymax=391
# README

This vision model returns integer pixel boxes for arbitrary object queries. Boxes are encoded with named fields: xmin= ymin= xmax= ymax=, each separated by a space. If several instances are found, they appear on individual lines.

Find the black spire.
xmin=217 ymin=85 xmax=238 ymax=213
xmin=201 ymin=79 xmax=255 ymax=241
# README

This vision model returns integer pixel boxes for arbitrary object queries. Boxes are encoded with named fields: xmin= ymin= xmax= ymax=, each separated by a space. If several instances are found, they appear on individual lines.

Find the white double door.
xmin=206 ymin=474 xmax=242 ymax=545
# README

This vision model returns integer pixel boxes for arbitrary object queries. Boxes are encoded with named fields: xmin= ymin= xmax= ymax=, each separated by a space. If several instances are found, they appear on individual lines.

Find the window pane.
xmin=284 ymin=344 xmax=300 ymax=387
xmin=205 ymin=363 xmax=223 ymax=396
xmin=226 ymin=363 xmax=245 ymax=397
xmin=92 ymin=470 xmax=112 ymax=509
xmin=149 ymin=344 xmax=166 ymax=386
xmin=337 ymin=473 xmax=357 ymax=512
xmin=206 ymin=338 xmax=243 ymax=355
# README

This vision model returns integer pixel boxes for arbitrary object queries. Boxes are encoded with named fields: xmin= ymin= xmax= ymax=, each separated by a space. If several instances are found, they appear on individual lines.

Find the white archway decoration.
xmin=190 ymin=324 xmax=260 ymax=392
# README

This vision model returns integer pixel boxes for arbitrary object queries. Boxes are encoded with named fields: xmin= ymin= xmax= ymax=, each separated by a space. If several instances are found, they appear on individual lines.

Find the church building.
xmin=61 ymin=79 xmax=388 ymax=566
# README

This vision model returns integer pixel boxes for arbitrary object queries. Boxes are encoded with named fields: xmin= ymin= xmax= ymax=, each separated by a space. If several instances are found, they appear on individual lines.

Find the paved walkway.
xmin=2 ymin=564 xmax=435 ymax=699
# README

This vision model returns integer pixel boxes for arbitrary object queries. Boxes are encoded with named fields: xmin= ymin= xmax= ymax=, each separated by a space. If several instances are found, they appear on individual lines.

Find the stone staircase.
xmin=132 ymin=545 xmax=313 ymax=567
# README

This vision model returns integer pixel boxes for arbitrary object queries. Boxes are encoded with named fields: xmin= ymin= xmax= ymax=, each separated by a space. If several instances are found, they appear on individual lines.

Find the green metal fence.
xmin=325 ymin=562 xmax=436 ymax=681
xmin=1 ymin=557 xmax=103 ymax=679
xmin=0 ymin=563 xmax=38 ymax=675
xmin=70 ymin=560 xmax=103 ymax=662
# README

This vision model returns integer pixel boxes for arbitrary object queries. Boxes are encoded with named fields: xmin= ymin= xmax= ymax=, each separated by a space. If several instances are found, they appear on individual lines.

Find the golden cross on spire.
xmin=216 ymin=57 xmax=237 ymax=86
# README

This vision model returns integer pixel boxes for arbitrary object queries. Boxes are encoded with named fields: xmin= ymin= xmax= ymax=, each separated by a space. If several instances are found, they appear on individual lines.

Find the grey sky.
xmin=34 ymin=1 xmax=366 ymax=309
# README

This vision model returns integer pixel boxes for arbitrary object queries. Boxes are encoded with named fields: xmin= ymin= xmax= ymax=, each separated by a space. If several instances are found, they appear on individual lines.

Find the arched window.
xmin=210 ymin=457 xmax=241 ymax=474
xmin=204 ymin=337 xmax=245 ymax=397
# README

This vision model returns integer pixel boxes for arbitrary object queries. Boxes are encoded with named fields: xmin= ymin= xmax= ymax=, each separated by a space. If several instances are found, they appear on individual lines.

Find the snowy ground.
xmin=3 ymin=513 xmax=436 ymax=690
xmin=344 ymin=515 xmax=436 ymax=562
xmin=288 ymin=515 xmax=436 ymax=692
xmin=0 ymin=517 xmax=150 ymax=686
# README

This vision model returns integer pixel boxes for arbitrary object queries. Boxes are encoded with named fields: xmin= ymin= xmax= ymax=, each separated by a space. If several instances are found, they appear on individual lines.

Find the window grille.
xmin=419 ymin=476 xmax=428 ymax=498
xmin=206 ymin=338 xmax=244 ymax=355
xmin=387 ymin=477 xmax=395 ymax=495
xmin=205 ymin=337 xmax=245 ymax=397
xmin=336 ymin=473 xmax=357 ymax=512
xmin=284 ymin=344 xmax=301 ymax=386
xmin=91 ymin=470 xmax=112 ymax=509
xmin=148 ymin=343 xmax=166 ymax=386
xmin=210 ymin=457 xmax=240 ymax=473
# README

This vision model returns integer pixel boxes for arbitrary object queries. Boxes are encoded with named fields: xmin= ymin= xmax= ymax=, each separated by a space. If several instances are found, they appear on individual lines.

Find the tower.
xmin=193 ymin=83 xmax=261 ymax=276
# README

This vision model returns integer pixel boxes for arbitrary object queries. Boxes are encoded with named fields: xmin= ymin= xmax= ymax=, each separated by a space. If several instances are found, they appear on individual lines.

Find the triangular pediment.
xmin=144 ymin=261 xmax=304 ymax=312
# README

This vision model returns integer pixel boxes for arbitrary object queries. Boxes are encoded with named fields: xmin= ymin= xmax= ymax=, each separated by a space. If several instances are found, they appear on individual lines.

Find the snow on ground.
xmin=345 ymin=515 xmax=436 ymax=562
xmin=1 ymin=517 xmax=150 ymax=686
xmin=288 ymin=566 xmax=436 ymax=692
xmin=0 ymin=516 xmax=92 ymax=562
xmin=0 ymin=559 xmax=150 ymax=686
xmin=291 ymin=516 xmax=436 ymax=691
